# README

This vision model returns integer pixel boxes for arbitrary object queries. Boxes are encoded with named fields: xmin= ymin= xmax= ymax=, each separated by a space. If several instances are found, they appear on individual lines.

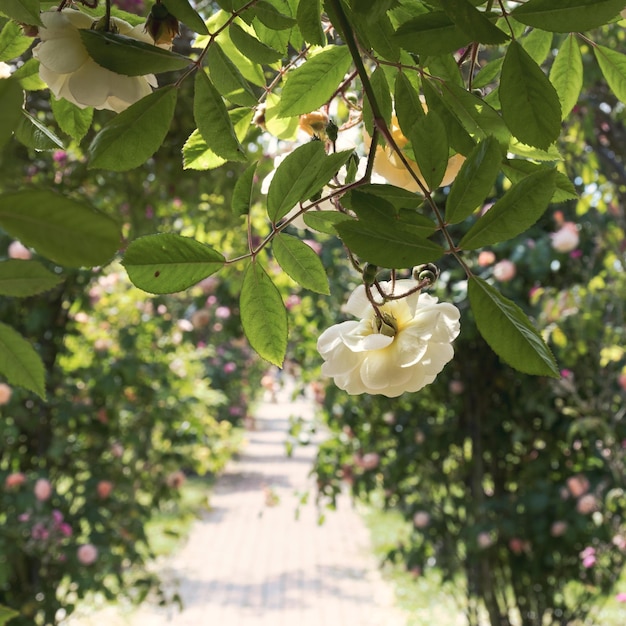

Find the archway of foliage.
xmin=1 ymin=0 xmax=626 ymax=625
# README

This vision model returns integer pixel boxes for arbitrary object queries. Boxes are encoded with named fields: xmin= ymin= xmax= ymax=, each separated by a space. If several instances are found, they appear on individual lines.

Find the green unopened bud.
xmin=412 ymin=263 xmax=439 ymax=286
xmin=92 ymin=16 xmax=119 ymax=33
xmin=325 ymin=119 xmax=339 ymax=143
xmin=145 ymin=2 xmax=179 ymax=45
xmin=362 ymin=263 xmax=378 ymax=285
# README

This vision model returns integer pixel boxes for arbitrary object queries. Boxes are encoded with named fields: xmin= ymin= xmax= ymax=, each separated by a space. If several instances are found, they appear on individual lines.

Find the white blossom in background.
xmin=0 ymin=62 xmax=11 ymax=79
xmin=317 ymin=279 xmax=460 ymax=397
xmin=33 ymin=9 xmax=158 ymax=112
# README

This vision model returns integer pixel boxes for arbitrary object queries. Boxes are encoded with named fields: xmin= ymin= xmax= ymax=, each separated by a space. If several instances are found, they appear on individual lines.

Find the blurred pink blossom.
xmin=551 ymin=222 xmax=579 ymax=253
xmin=77 ymin=543 xmax=98 ymax=565
xmin=493 ymin=259 xmax=516 ymax=282
xmin=477 ymin=250 xmax=496 ymax=266
xmin=0 ymin=383 xmax=13 ymax=405
xmin=413 ymin=511 xmax=430 ymax=528
xmin=4 ymin=472 xmax=26 ymax=489
xmin=550 ymin=521 xmax=568 ymax=537
xmin=34 ymin=478 xmax=52 ymax=502
xmin=616 ymin=592 xmax=626 ymax=602
xmin=223 ymin=362 xmax=237 ymax=374
xmin=580 ymin=546 xmax=596 ymax=568
xmin=215 ymin=306 xmax=231 ymax=319
xmin=566 ymin=474 xmax=590 ymax=498
xmin=576 ymin=493 xmax=599 ymax=515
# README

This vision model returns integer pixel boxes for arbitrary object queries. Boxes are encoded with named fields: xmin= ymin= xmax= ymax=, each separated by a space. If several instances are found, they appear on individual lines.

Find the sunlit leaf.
xmin=15 ymin=110 xmax=64 ymax=151
xmin=593 ymin=45 xmax=626 ymax=105
xmin=273 ymin=233 xmax=329 ymax=294
xmin=207 ymin=42 xmax=258 ymax=106
xmin=0 ymin=20 xmax=33 ymax=61
xmin=240 ymin=260 xmax=288 ymax=367
xmin=296 ymin=0 xmax=325 ymax=45
xmin=89 ymin=87 xmax=177 ymax=171
xmin=550 ymin=35 xmax=583 ymax=119
xmin=279 ymin=46 xmax=352 ymax=117
xmin=468 ymin=276 xmax=559 ymax=377
xmin=395 ymin=11 xmax=471 ymax=56
xmin=0 ymin=322 xmax=46 ymax=399
xmin=409 ymin=110 xmax=448 ymax=191
xmin=0 ymin=78 xmax=25 ymax=149
xmin=122 ymin=233 xmax=225 ymax=294
xmin=51 ymin=97 xmax=93 ymax=143
xmin=232 ymin=161 xmax=257 ymax=216
xmin=162 ymin=0 xmax=209 ymax=34
xmin=0 ymin=0 xmax=42 ymax=26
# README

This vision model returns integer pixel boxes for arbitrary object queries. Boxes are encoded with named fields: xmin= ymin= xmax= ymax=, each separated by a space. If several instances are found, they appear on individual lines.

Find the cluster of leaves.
xmin=2 ymin=0 xmax=626 ymax=394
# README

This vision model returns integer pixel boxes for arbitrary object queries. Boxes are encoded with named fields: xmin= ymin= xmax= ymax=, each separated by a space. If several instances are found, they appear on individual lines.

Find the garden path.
xmin=72 ymin=380 xmax=408 ymax=626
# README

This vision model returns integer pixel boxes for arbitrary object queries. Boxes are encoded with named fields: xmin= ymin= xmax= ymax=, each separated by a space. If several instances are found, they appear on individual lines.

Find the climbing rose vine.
xmin=317 ymin=278 xmax=460 ymax=397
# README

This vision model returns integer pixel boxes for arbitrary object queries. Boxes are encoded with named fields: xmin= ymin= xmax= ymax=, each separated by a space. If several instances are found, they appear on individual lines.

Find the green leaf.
xmin=501 ymin=159 xmax=577 ymax=203
xmin=0 ymin=0 xmax=42 ymax=26
xmin=267 ymin=142 xmax=353 ymax=221
xmin=297 ymin=0 xmax=325 ymax=45
xmin=273 ymin=233 xmax=330 ymax=294
xmin=422 ymin=78 xmax=475 ymax=155
xmin=79 ymin=30 xmax=191 ymax=76
xmin=194 ymin=70 xmax=247 ymax=162
xmin=0 ymin=260 xmax=62 ymax=297
xmin=0 ymin=322 xmax=46 ymax=398
xmin=279 ymin=46 xmax=352 ymax=117
xmin=182 ymin=129 xmax=227 ymax=170
xmin=122 ymin=233 xmax=225 ymax=294
xmin=394 ymin=11 xmax=471 ymax=56
xmin=438 ymin=80 xmax=510 ymax=147
xmin=500 ymin=41 xmax=561 ymax=150
xmin=229 ymin=22 xmax=282 ymax=64
xmin=0 ymin=77 xmax=24 ymax=149
xmin=409 ymin=110 xmax=448 ymax=191
xmin=50 ymin=97 xmax=93 ymax=143
xmin=162 ymin=0 xmax=209 ymax=34
xmin=335 ymin=219 xmax=445 ymax=269
xmin=0 ymin=189 xmax=120 ymax=267
xmin=240 ymin=261 xmax=288 ymax=367
xmin=593 ymin=45 xmax=626 ymax=105
xmin=302 ymin=210 xmax=353 ymax=234
xmin=468 ymin=276 xmax=559 ymax=377
xmin=520 ymin=27 xmax=553 ymax=65
xmin=442 ymin=0 xmax=509 ymax=44
xmin=0 ymin=20 xmax=33 ymax=62
xmin=342 ymin=189 xmax=437 ymax=236
xmin=550 ymin=35 xmax=583 ymax=119
xmin=15 ymin=110 xmax=64 ymax=151
xmin=459 ymin=169 xmax=556 ymax=250
xmin=446 ymin=136 xmax=502 ymax=224
xmin=89 ymin=86 xmax=177 ymax=171
xmin=394 ymin=72 xmax=425 ymax=139
xmin=232 ymin=161 xmax=257 ymax=216
xmin=350 ymin=183 xmax=423 ymax=211
xmin=206 ymin=42 xmax=258 ymax=106
xmin=245 ymin=0 xmax=296 ymax=29
xmin=362 ymin=66 xmax=393 ymax=136
xmin=12 ymin=58 xmax=46 ymax=91
xmin=512 ymin=0 xmax=626 ymax=33
xmin=0 ymin=604 xmax=20 ymax=626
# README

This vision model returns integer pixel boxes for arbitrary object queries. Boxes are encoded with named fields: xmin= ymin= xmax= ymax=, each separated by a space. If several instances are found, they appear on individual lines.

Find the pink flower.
xmin=477 ymin=250 xmax=496 ymax=267
xmin=59 ymin=523 xmax=72 ymax=537
xmin=96 ymin=480 xmax=114 ymax=499
xmin=4 ymin=472 xmax=26 ymax=489
xmin=0 ymin=383 xmax=12 ymax=405
xmin=618 ymin=373 xmax=626 ymax=391
xmin=413 ymin=511 xmax=430 ymax=528
xmin=566 ymin=474 xmax=590 ymax=498
xmin=32 ymin=523 xmax=49 ymax=541
xmin=215 ymin=306 xmax=231 ymax=319
xmin=51 ymin=509 xmax=64 ymax=524
xmin=223 ymin=362 xmax=237 ymax=374
xmin=550 ymin=521 xmax=568 ymax=537
xmin=551 ymin=222 xmax=579 ymax=253
xmin=576 ymin=493 xmax=598 ymax=515
xmin=77 ymin=543 xmax=98 ymax=565
xmin=508 ymin=538 xmax=526 ymax=555
xmin=580 ymin=546 xmax=596 ymax=568
xmin=477 ymin=532 xmax=494 ymax=549
xmin=493 ymin=259 xmax=516 ymax=282
xmin=616 ymin=592 xmax=626 ymax=602
xmin=7 ymin=241 xmax=31 ymax=260
xmin=34 ymin=478 xmax=52 ymax=502
xmin=358 ymin=453 xmax=380 ymax=470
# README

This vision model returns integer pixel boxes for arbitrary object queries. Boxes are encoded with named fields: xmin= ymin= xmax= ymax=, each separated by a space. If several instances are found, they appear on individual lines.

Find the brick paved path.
xmin=72 ymin=384 xmax=407 ymax=626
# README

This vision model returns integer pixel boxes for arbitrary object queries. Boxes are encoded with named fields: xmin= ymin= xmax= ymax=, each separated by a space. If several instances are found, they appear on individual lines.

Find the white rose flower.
xmin=33 ymin=9 xmax=158 ymax=113
xmin=317 ymin=279 xmax=460 ymax=397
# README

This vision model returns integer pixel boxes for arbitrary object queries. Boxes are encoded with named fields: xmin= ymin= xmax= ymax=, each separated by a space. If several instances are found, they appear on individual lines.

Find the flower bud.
xmin=362 ymin=263 xmax=378 ymax=286
xmin=145 ymin=2 xmax=179 ymax=45
xmin=412 ymin=263 xmax=439 ymax=287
